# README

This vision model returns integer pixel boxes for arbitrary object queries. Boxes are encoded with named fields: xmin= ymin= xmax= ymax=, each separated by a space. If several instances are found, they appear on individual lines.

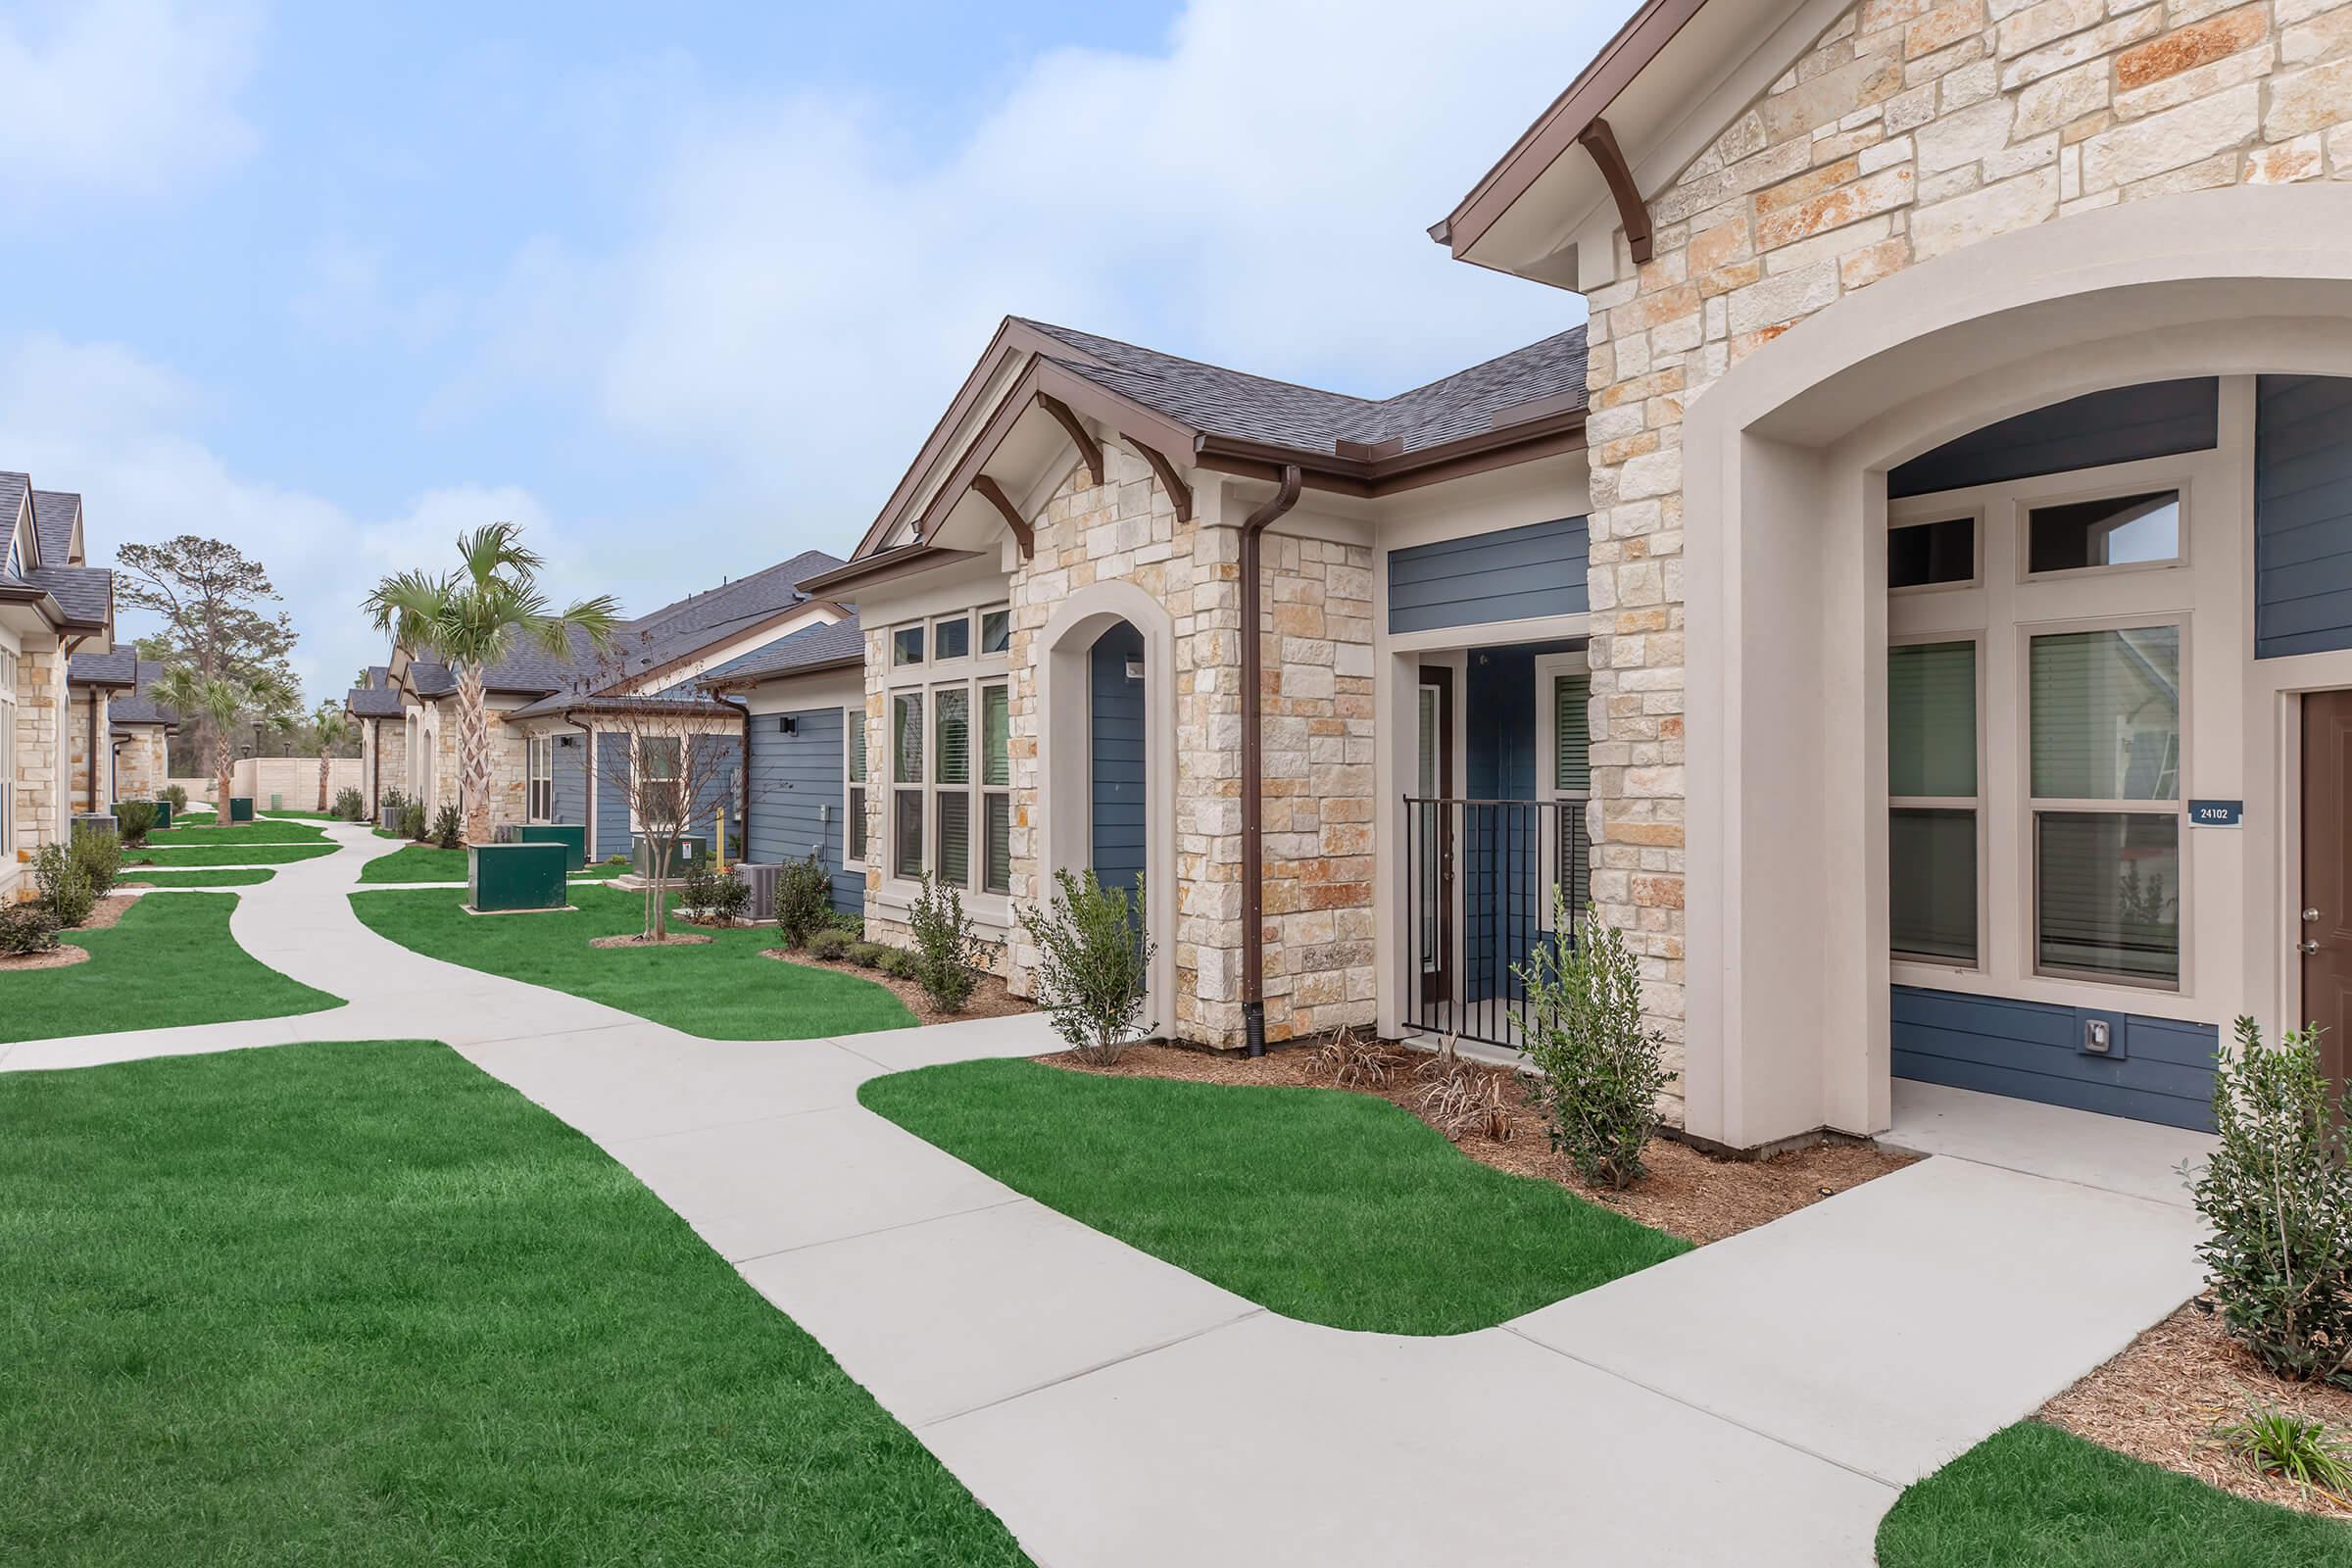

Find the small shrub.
xmin=826 ymin=909 xmax=864 ymax=936
xmin=379 ymin=787 xmax=407 ymax=823
xmin=1315 ymin=1027 xmax=1402 ymax=1089
xmin=163 ymin=783 xmax=188 ymax=813
xmin=2219 ymin=1406 xmax=2352 ymax=1493
xmin=32 ymin=842 xmax=95 ymax=929
xmin=333 ymin=786 xmax=367 ymax=821
xmin=847 ymin=941 xmax=890 ymax=969
xmin=2195 ymin=1016 xmax=2352 ymax=1386
xmin=678 ymin=866 xmax=724 ymax=924
xmin=71 ymin=824 xmax=122 ymax=899
xmin=906 ymin=874 xmax=982 ymax=1014
xmin=710 ymin=873 xmax=751 ymax=924
xmin=400 ymin=802 xmax=427 ymax=842
xmin=431 ymin=804 xmax=464 ymax=851
xmin=604 ymin=854 xmax=628 ymax=868
xmin=0 ymin=902 xmax=60 ymax=956
xmin=114 ymin=800 xmax=159 ymax=847
xmin=1017 ymin=868 xmax=1152 ymax=1066
xmin=807 ymin=927 xmax=855 ymax=961
xmin=773 ymin=855 xmax=835 ymax=949
xmin=1513 ymin=893 xmax=1668 ymax=1191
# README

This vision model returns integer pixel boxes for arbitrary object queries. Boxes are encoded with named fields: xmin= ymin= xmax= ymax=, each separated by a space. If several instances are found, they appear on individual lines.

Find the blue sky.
xmin=0 ymin=0 xmax=1635 ymax=702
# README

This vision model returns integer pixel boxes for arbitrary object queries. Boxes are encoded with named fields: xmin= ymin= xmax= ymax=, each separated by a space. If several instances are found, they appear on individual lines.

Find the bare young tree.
xmin=586 ymin=698 xmax=742 ymax=943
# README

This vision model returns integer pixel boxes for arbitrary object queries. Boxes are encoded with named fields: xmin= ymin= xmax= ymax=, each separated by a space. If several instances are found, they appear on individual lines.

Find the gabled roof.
xmin=67 ymin=648 xmax=138 ymax=688
xmin=702 ymin=613 xmax=864 ymax=689
xmin=30 ymin=490 xmax=80 ymax=565
xmin=1015 ymin=320 xmax=1590 ymax=461
xmin=109 ymin=662 xmax=180 ymax=727
xmin=346 ymin=681 xmax=406 ymax=718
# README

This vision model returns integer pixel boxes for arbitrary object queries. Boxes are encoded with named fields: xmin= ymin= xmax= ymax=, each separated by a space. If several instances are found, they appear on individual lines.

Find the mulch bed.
xmin=758 ymin=948 xmax=1035 ymax=1028
xmin=2041 ymin=1302 xmax=2352 ymax=1518
xmin=1048 ymin=1040 xmax=1916 ymax=1248
xmin=74 ymin=895 xmax=137 ymax=933
xmin=0 ymin=944 xmax=91 ymax=971
xmin=589 ymin=931 xmax=713 ymax=950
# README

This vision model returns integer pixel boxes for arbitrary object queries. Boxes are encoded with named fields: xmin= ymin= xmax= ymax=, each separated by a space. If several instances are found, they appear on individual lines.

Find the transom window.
xmin=1888 ymin=515 xmax=1975 ymax=590
xmin=2026 ymin=489 xmax=2181 ymax=574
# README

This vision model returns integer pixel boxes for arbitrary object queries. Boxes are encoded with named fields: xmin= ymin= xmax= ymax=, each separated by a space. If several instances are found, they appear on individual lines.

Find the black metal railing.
xmin=1400 ymin=796 xmax=1590 ymax=1050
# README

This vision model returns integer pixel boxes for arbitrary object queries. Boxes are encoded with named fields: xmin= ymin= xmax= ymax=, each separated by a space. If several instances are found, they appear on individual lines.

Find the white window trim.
xmin=629 ymin=733 xmax=686 ymax=833
xmin=1886 ymin=630 xmax=1987 ymax=973
xmin=1533 ymin=650 xmax=1592 ymax=913
xmin=879 ymin=603 xmax=1012 ymax=908
xmin=844 ymin=704 xmax=868 ymax=873
xmin=526 ymin=735 xmax=555 ymax=823
xmin=1887 ymin=439 xmax=2224 ymax=1014
xmin=2020 ymin=612 xmax=2191 ymax=992
xmin=2018 ymin=475 xmax=2192 ymax=584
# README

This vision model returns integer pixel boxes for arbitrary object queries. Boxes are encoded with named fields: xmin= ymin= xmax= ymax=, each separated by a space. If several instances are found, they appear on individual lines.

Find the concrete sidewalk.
xmin=0 ymin=819 xmax=2212 ymax=1565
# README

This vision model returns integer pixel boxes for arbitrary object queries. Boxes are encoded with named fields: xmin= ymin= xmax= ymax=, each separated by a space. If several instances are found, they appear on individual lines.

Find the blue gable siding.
xmin=1891 ymin=985 xmax=2218 ymax=1131
xmin=1089 ymin=624 xmax=1146 ymax=903
xmin=1387 ymin=518 xmax=1589 ymax=635
xmin=594 ymin=733 xmax=630 ymax=862
xmin=1888 ymin=377 xmax=2218 ymax=498
xmin=2256 ymin=374 xmax=2352 ymax=659
xmin=746 ymin=705 xmax=861 ymax=913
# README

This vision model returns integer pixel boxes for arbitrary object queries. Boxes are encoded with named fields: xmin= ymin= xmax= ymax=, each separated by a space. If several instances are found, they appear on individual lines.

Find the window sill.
xmin=872 ymin=880 xmax=1012 ymax=935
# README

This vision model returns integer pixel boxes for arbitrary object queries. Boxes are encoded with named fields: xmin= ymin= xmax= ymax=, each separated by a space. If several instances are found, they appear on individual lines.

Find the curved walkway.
xmin=0 ymin=820 xmax=2207 ymax=1566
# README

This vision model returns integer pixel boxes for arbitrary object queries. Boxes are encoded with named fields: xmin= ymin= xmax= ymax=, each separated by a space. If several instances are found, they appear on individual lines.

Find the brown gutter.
xmin=1238 ymin=463 xmax=1302 ymax=1058
xmin=796 ymin=545 xmax=984 ymax=598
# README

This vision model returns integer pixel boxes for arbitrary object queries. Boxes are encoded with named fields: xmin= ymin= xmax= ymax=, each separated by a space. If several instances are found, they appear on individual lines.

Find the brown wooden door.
xmin=2300 ymin=690 xmax=2352 ymax=1097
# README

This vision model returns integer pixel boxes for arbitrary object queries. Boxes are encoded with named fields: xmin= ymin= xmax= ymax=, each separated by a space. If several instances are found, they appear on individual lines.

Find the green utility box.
xmin=467 ymin=842 xmax=568 ymax=912
xmin=630 ymin=834 xmax=708 ymax=880
xmin=517 ymin=823 xmax=587 ymax=871
xmin=228 ymin=796 xmax=255 ymax=823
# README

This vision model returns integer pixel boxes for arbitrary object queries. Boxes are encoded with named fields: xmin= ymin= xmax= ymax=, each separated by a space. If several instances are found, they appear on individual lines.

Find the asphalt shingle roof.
xmin=346 ymin=683 xmax=405 ymax=718
xmin=1012 ymin=319 xmax=1589 ymax=458
xmin=703 ymin=615 xmax=863 ymax=687
xmin=25 ymin=564 xmax=110 ymax=627
xmin=30 ymin=490 xmax=79 ymax=565
xmin=110 ymin=662 xmax=179 ymax=726
xmin=67 ymin=648 xmax=138 ymax=687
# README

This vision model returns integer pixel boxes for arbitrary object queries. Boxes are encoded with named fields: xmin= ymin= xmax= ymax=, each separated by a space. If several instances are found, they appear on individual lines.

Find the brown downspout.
xmin=1238 ymin=463 xmax=1302 ymax=1057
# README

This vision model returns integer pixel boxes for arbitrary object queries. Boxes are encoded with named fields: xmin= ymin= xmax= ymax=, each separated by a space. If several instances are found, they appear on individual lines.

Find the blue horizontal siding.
xmin=551 ymin=735 xmax=588 ymax=826
xmin=1090 ymin=624 xmax=1146 ymax=901
xmin=1387 ymin=518 xmax=1589 ymax=634
xmin=2256 ymin=374 xmax=2352 ymax=659
xmin=1891 ymin=984 xmax=2218 ymax=1131
xmin=746 ymin=706 xmax=861 ymax=913
xmin=1888 ymin=378 xmax=2218 ymax=499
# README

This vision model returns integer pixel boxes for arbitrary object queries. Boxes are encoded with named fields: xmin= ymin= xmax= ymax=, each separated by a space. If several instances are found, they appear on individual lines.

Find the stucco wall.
xmin=1576 ymin=0 xmax=2352 ymax=1097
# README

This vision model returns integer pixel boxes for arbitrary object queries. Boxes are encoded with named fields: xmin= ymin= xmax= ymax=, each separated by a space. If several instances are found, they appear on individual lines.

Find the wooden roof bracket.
xmin=1035 ymin=392 xmax=1104 ymax=486
xmin=1129 ymin=440 xmax=1194 ymax=524
xmin=1578 ymin=117 xmax=1652 ymax=266
xmin=970 ymin=474 xmax=1036 ymax=558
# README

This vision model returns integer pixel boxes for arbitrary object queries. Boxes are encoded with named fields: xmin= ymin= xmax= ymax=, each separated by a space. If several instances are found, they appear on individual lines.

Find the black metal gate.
xmin=1400 ymin=796 xmax=1590 ymax=1050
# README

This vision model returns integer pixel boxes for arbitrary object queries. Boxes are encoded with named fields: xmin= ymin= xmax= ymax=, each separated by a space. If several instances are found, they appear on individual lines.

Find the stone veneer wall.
xmin=365 ymin=719 xmax=409 ymax=813
xmin=860 ymin=447 xmax=1376 ymax=1048
xmin=14 ymin=642 xmax=65 ymax=862
xmin=68 ymin=689 xmax=107 ymax=813
xmin=115 ymin=730 xmax=168 ymax=801
xmin=1577 ymin=0 xmax=2352 ymax=1107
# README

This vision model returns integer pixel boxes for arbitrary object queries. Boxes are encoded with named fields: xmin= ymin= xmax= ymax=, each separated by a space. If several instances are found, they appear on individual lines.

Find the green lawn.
xmin=127 ymin=844 xmax=338 ymax=866
xmin=118 ymin=868 xmax=276 ymax=888
xmin=351 ymin=884 xmax=914 ymax=1039
xmin=860 ymin=1058 xmax=1690 ymax=1334
xmin=256 ymin=808 xmax=338 ymax=820
xmin=358 ymin=844 xmax=626 ymax=884
xmin=0 ymin=894 xmax=340 ymax=1042
xmin=1878 ymin=1423 xmax=2352 ymax=1567
xmin=0 ymin=1041 xmax=1031 ymax=1567
xmin=151 ymin=820 xmax=327 ymax=844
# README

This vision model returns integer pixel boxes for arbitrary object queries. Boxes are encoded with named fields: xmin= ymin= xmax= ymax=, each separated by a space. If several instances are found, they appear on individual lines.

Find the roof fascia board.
xmin=609 ymin=599 xmax=845 ymax=696
xmin=1195 ymin=406 xmax=1589 ymax=500
xmin=1440 ymin=0 xmax=1711 ymax=257
xmin=851 ymin=318 xmax=1115 ymax=561
xmin=798 ymin=545 xmax=986 ymax=598
xmin=705 ymin=652 xmax=864 ymax=692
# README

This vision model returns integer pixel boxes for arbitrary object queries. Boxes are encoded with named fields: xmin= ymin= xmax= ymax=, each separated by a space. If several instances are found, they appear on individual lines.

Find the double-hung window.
xmin=845 ymin=708 xmax=868 ymax=866
xmin=1887 ymin=639 xmax=1981 ymax=965
xmin=980 ymin=682 xmax=1010 ymax=894
xmin=934 ymin=686 xmax=971 ymax=885
xmin=2029 ymin=624 xmax=2182 ymax=986
xmin=526 ymin=736 xmax=554 ymax=821
xmin=635 ymin=735 xmax=683 ymax=830
xmin=893 ymin=692 xmax=924 ymax=879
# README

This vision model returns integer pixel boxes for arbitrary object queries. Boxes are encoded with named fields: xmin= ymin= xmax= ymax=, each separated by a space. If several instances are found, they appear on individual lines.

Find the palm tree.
xmin=308 ymin=702 xmax=353 ymax=811
xmin=151 ymin=666 xmax=297 ymax=815
xmin=365 ymin=523 xmax=620 ymax=845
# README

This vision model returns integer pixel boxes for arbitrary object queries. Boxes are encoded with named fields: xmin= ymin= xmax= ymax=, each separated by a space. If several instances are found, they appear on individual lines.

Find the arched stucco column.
xmin=1682 ymin=185 xmax=2352 ymax=1151
xmin=1035 ymin=578 xmax=1179 ymax=1033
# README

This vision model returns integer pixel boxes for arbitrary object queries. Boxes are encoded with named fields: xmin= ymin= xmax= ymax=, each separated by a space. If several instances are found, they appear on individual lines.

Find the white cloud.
xmin=0 ymin=0 xmax=262 ymax=209
xmin=0 ymin=333 xmax=564 ymax=708
xmin=290 ymin=238 xmax=463 ymax=350
xmin=472 ymin=0 xmax=1630 ymax=529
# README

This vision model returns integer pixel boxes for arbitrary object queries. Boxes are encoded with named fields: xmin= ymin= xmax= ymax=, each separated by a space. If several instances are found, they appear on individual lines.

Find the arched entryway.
xmin=1036 ymin=580 xmax=1177 ymax=1026
xmin=1679 ymin=185 xmax=2352 ymax=1151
